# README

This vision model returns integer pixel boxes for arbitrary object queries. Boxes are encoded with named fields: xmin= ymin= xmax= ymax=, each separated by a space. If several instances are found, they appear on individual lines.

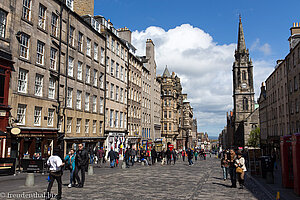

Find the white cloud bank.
xmin=132 ymin=24 xmax=274 ymax=136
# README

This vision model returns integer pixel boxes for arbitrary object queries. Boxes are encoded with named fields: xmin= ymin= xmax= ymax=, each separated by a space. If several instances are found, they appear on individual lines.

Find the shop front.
xmin=7 ymin=127 xmax=57 ymax=171
xmin=106 ymin=132 xmax=126 ymax=160
xmin=127 ymin=136 xmax=141 ymax=150
xmin=64 ymin=136 xmax=106 ymax=154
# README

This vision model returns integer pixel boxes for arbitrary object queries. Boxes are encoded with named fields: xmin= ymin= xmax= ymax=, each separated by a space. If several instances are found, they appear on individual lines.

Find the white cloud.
xmin=250 ymin=38 xmax=272 ymax=55
xmin=132 ymin=24 xmax=274 ymax=136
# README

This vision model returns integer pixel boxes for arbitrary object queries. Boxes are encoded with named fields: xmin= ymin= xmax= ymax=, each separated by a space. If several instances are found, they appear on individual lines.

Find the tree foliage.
xmin=248 ymin=127 xmax=260 ymax=147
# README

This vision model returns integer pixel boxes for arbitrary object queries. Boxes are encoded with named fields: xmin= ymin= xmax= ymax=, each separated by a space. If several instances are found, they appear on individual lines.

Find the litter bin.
xmin=260 ymin=156 xmax=272 ymax=179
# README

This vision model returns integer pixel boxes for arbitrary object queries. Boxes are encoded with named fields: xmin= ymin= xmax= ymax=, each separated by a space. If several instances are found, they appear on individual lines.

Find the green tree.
xmin=248 ymin=127 xmax=260 ymax=147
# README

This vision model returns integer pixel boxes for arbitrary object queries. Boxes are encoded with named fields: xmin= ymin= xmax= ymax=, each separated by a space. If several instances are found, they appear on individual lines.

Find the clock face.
xmin=242 ymin=83 xmax=247 ymax=88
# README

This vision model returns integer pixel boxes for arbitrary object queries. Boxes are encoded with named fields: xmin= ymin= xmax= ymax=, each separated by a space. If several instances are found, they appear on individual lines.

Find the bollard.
xmin=25 ymin=173 xmax=34 ymax=187
xmin=122 ymin=162 xmax=126 ymax=169
xmin=276 ymin=192 xmax=280 ymax=200
xmin=88 ymin=165 xmax=93 ymax=175
xmin=141 ymin=162 xmax=145 ymax=166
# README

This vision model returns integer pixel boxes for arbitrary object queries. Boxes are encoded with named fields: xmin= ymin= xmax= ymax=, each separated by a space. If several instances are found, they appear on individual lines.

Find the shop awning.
xmin=64 ymin=137 xmax=106 ymax=140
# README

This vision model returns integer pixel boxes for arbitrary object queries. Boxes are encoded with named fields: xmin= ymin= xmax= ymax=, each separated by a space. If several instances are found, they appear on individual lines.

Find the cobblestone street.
xmin=0 ymin=157 xmax=273 ymax=200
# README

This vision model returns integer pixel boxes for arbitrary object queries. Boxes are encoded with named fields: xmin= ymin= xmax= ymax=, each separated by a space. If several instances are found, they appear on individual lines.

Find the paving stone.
xmin=0 ymin=157 xmax=272 ymax=200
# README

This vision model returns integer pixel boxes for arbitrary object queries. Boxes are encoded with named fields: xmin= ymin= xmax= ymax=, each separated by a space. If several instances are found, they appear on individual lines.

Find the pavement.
xmin=0 ymin=157 xmax=294 ymax=200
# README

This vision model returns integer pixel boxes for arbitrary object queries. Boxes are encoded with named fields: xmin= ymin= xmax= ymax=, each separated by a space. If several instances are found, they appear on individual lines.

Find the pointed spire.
xmin=237 ymin=15 xmax=246 ymax=53
xmin=163 ymin=65 xmax=171 ymax=77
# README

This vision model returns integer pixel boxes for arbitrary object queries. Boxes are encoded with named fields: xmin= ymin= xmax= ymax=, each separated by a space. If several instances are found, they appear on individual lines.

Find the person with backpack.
xmin=46 ymin=148 xmax=64 ymax=200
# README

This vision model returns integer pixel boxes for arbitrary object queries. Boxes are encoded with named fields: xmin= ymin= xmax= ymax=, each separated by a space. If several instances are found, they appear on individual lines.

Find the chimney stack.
xmin=289 ymin=22 xmax=300 ymax=50
xmin=118 ymin=27 xmax=132 ymax=44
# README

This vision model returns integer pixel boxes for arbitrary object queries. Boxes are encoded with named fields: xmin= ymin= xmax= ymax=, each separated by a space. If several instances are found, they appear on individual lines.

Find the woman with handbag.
xmin=235 ymin=150 xmax=247 ymax=189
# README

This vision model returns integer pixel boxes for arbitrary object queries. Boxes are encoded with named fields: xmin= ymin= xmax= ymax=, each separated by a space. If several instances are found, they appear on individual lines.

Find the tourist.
xmin=46 ymin=148 xmax=64 ymax=200
xmin=235 ymin=150 xmax=247 ymax=189
xmin=221 ymin=154 xmax=229 ymax=181
xmin=187 ymin=148 xmax=194 ymax=166
xmin=108 ymin=147 xmax=116 ymax=168
xmin=172 ymin=148 xmax=177 ymax=165
xmin=124 ymin=148 xmax=130 ymax=168
xmin=227 ymin=149 xmax=237 ymax=188
xmin=151 ymin=148 xmax=157 ymax=165
xmin=182 ymin=150 xmax=186 ymax=161
xmin=64 ymin=149 xmax=76 ymax=188
xmin=131 ymin=148 xmax=136 ymax=166
xmin=194 ymin=150 xmax=198 ymax=161
xmin=166 ymin=148 xmax=172 ymax=165
xmin=161 ymin=149 xmax=166 ymax=165
xmin=74 ymin=143 xmax=89 ymax=188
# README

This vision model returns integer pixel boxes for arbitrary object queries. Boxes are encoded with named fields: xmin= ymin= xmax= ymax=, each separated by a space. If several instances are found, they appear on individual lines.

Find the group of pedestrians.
xmin=221 ymin=149 xmax=247 ymax=189
xmin=45 ymin=143 xmax=89 ymax=200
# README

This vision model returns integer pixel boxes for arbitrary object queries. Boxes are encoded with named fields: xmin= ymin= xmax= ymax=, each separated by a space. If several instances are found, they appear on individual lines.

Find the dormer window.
xmin=66 ymin=0 xmax=74 ymax=11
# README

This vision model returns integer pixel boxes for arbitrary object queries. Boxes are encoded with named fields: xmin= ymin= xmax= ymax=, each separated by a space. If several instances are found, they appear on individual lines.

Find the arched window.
xmin=242 ymin=71 xmax=247 ymax=81
xmin=243 ymin=97 xmax=249 ymax=110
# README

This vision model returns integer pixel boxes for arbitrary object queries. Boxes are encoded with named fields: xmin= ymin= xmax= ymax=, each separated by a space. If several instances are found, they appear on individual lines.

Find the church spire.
xmin=237 ymin=15 xmax=246 ymax=53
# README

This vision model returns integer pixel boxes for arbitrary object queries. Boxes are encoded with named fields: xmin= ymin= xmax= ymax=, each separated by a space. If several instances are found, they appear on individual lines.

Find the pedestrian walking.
xmin=46 ymin=148 xmax=64 ymax=200
xmin=182 ymin=150 xmax=186 ymax=161
xmin=151 ymin=148 xmax=157 ymax=165
xmin=131 ymin=148 xmax=136 ymax=166
xmin=74 ymin=143 xmax=89 ymax=188
xmin=166 ymin=148 xmax=172 ymax=165
xmin=108 ymin=147 xmax=116 ymax=168
xmin=227 ymin=149 xmax=237 ymax=188
xmin=97 ymin=147 xmax=105 ymax=166
xmin=161 ymin=149 xmax=166 ymax=165
xmin=140 ymin=149 xmax=149 ymax=165
xmin=194 ymin=151 xmax=198 ymax=161
xmin=235 ymin=150 xmax=247 ymax=189
xmin=187 ymin=148 xmax=194 ymax=166
xmin=64 ymin=149 xmax=76 ymax=188
xmin=172 ymin=149 xmax=177 ymax=165
xmin=124 ymin=148 xmax=130 ymax=168
xmin=221 ymin=154 xmax=229 ymax=181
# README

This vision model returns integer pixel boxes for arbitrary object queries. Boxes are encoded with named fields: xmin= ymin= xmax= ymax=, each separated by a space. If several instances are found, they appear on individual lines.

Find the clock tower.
xmin=233 ymin=16 xmax=255 ymax=123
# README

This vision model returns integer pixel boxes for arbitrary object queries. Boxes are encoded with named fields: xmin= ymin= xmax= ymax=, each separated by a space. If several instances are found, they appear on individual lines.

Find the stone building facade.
xmin=127 ymin=52 xmax=142 ymax=148
xmin=157 ymin=67 xmax=194 ymax=149
xmin=4 ymin=0 xmax=106 ymax=159
xmin=258 ymin=60 xmax=289 ymax=155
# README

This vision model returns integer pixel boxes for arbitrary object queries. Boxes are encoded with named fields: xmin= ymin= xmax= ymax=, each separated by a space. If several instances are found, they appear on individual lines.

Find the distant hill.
xmin=209 ymin=136 xmax=218 ymax=140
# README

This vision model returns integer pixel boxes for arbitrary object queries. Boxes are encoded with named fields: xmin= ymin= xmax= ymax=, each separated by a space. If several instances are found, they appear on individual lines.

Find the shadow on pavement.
xmin=212 ymin=177 xmax=224 ymax=180
xmin=212 ymin=182 xmax=232 ymax=188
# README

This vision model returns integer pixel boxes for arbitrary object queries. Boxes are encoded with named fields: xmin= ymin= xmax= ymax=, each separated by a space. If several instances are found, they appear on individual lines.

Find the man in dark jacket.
xmin=151 ymin=148 xmax=157 ymax=165
xmin=124 ymin=148 xmax=130 ymax=168
xmin=166 ymin=148 xmax=172 ymax=165
xmin=187 ymin=149 xmax=194 ymax=166
xmin=172 ymin=149 xmax=177 ymax=165
xmin=108 ymin=147 xmax=116 ymax=168
xmin=74 ymin=143 xmax=89 ymax=188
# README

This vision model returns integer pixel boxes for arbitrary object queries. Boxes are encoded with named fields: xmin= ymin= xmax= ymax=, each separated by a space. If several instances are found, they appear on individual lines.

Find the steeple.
xmin=237 ymin=15 xmax=246 ymax=53
xmin=163 ymin=65 xmax=171 ymax=77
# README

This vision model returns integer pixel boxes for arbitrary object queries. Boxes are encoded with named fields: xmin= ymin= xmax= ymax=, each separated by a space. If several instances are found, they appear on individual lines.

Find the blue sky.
xmin=94 ymin=0 xmax=299 ymax=136
xmin=95 ymin=0 xmax=298 ymax=59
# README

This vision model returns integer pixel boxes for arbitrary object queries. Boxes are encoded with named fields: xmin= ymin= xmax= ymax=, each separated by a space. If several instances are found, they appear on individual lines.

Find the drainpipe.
xmin=103 ymin=32 xmax=107 ymax=145
xmin=63 ymin=10 xmax=70 ymax=153
xmin=56 ymin=2 xmax=63 ymax=152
